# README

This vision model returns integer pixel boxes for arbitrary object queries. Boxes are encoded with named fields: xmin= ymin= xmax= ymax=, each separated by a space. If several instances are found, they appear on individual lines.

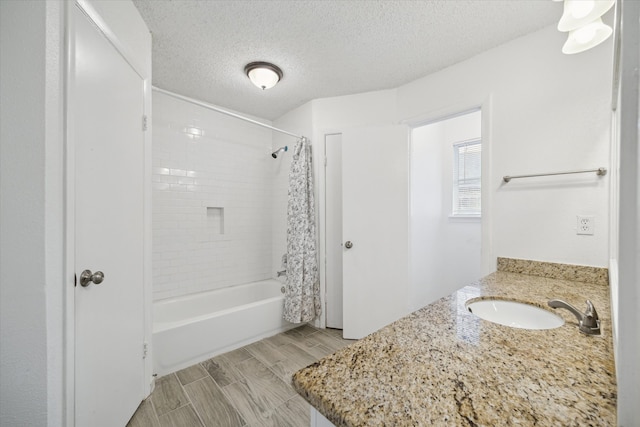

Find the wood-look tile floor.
xmin=127 ymin=325 xmax=356 ymax=427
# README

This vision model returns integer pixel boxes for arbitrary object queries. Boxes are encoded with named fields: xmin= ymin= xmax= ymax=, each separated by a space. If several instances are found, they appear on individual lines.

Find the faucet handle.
xmin=580 ymin=300 xmax=600 ymax=334
xmin=584 ymin=300 xmax=597 ymax=317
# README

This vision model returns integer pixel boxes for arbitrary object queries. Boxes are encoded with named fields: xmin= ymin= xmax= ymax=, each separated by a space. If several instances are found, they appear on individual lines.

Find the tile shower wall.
xmin=152 ymin=92 xmax=274 ymax=300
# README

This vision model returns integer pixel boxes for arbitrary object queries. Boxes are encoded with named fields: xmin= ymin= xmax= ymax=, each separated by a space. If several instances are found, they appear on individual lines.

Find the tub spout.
xmin=548 ymin=299 xmax=600 ymax=335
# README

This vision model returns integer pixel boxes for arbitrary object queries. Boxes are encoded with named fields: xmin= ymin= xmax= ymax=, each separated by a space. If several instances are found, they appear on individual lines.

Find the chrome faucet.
xmin=548 ymin=299 xmax=601 ymax=335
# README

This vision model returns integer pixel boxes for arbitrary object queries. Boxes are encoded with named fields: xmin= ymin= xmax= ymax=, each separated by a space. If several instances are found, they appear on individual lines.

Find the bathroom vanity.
xmin=293 ymin=258 xmax=616 ymax=426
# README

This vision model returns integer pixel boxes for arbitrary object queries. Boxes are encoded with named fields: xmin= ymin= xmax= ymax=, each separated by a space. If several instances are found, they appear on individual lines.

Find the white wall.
xmin=410 ymin=112 xmax=482 ymax=310
xmin=301 ymin=25 xmax=611 ymax=330
xmin=397 ymin=25 xmax=612 ymax=268
xmin=1 ymin=1 xmax=65 ymax=426
xmin=1 ymin=2 xmax=49 ymax=424
xmin=152 ymin=92 xmax=274 ymax=300
xmin=1 ymin=1 xmax=151 ymax=425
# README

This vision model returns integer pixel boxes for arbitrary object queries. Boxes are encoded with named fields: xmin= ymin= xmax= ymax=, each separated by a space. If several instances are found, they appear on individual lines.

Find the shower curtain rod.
xmin=152 ymin=86 xmax=306 ymax=140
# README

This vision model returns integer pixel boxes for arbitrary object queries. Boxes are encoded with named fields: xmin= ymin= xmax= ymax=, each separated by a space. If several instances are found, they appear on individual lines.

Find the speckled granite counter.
xmin=293 ymin=261 xmax=616 ymax=426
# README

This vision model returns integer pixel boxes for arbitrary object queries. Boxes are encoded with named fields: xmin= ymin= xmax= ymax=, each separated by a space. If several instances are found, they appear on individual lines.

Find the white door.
xmin=341 ymin=126 xmax=410 ymax=339
xmin=325 ymin=134 xmax=344 ymax=329
xmin=73 ymin=5 xmax=146 ymax=426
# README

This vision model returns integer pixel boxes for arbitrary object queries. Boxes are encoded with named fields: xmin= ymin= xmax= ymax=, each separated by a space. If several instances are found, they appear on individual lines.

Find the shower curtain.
xmin=283 ymin=137 xmax=322 ymax=323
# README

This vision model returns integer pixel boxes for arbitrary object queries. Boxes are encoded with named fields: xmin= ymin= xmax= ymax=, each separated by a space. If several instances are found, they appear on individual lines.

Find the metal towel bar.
xmin=503 ymin=167 xmax=607 ymax=183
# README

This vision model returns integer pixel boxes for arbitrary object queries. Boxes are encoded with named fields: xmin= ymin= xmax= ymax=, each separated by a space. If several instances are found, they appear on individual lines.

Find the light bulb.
xmin=248 ymin=68 xmax=280 ymax=90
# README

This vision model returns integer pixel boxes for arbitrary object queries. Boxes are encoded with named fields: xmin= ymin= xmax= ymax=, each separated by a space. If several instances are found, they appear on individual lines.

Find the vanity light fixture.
xmin=244 ymin=61 xmax=283 ymax=90
xmin=562 ymin=18 xmax=613 ymax=54
xmin=556 ymin=0 xmax=615 ymax=55
xmin=558 ymin=0 xmax=614 ymax=32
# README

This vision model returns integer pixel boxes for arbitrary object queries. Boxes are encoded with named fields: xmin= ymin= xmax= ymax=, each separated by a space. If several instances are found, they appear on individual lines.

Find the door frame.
xmin=408 ymin=110 xmax=483 ymax=311
xmin=323 ymin=133 xmax=344 ymax=329
xmin=317 ymin=129 xmax=343 ymax=330
xmin=64 ymin=1 xmax=153 ymax=424
xmin=402 ymin=97 xmax=494 ymax=277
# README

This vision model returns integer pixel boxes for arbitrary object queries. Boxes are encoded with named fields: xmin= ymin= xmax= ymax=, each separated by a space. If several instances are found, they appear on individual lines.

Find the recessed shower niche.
xmin=205 ymin=206 xmax=224 ymax=239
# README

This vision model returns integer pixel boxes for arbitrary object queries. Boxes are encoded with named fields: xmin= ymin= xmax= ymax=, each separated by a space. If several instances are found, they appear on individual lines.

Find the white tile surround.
xmin=152 ymin=92 xmax=283 ymax=301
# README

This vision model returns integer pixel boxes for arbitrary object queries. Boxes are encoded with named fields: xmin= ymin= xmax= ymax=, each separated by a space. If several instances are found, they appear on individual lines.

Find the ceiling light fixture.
xmin=244 ymin=62 xmax=283 ymax=90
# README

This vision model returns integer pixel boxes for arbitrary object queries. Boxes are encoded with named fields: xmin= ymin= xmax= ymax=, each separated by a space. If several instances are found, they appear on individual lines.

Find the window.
xmin=452 ymin=139 xmax=481 ymax=216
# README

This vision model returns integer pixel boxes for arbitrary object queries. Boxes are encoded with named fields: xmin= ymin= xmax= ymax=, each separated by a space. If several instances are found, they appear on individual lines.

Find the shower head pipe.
xmin=272 ymin=146 xmax=288 ymax=158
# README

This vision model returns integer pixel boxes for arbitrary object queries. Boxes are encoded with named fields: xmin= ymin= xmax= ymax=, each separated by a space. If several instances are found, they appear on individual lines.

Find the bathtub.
xmin=153 ymin=279 xmax=294 ymax=376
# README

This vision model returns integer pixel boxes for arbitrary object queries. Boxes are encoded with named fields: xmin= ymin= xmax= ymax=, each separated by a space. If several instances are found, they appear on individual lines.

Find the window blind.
xmin=453 ymin=140 xmax=481 ymax=215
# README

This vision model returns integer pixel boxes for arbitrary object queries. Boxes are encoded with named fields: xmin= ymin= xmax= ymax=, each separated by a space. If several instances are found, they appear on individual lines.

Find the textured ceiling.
xmin=133 ymin=1 xmax=561 ymax=120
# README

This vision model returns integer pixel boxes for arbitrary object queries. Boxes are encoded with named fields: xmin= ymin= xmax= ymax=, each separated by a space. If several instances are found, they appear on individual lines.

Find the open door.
xmin=341 ymin=126 xmax=410 ymax=339
xmin=72 ymin=4 xmax=147 ymax=425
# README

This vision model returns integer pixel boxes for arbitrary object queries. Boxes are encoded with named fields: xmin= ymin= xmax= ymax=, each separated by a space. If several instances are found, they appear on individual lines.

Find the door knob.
xmin=80 ymin=269 xmax=105 ymax=287
xmin=344 ymin=241 xmax=353 ymax=249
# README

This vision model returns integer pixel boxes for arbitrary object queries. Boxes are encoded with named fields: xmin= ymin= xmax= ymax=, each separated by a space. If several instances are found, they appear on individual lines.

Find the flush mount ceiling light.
xmin=244 ymin=62 xmax=283 ymax=90
xmin=562 ymin=17 xmax=613 ymax=54
xmin=557 ymin=0 xmax=614 ymax=32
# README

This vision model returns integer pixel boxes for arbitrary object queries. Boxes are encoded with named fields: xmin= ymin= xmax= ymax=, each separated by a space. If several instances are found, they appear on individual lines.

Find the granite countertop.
xmin=293 ymin=259 xmax=616 ymax=426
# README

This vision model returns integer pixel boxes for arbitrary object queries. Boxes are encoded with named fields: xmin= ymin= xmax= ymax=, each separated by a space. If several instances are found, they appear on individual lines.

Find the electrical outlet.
xmin=577 ymin=215 xmax=595 ymax=235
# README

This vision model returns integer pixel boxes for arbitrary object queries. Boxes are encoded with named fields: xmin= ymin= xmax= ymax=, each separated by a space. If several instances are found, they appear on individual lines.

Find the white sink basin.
xmin=465 ymin=299 xmax=565 ymax=330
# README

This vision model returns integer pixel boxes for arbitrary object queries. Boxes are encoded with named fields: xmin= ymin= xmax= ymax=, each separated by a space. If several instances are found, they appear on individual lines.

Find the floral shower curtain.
xmin=283 ymin=137 xmax=322 ymax=323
